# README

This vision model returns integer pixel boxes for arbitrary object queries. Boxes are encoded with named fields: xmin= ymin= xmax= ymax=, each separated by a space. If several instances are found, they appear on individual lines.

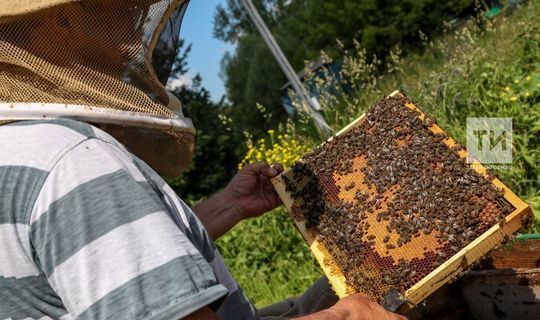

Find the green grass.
xmin=218 ymin=0 xmax=540 ymax=307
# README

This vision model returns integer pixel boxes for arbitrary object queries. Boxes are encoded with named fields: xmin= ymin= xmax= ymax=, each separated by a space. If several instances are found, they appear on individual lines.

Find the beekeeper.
xmin=0 ymin=1 xmax=405 ymax=319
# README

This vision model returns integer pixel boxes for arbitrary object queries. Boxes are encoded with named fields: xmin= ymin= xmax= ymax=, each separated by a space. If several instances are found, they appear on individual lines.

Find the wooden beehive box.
xmin=459 ymin=235 xmax=540 ymax=319
xmin=404 ymin=235 xmax=540 ymax=319
xmin=271 ymin=91 xmax=532 ymax=312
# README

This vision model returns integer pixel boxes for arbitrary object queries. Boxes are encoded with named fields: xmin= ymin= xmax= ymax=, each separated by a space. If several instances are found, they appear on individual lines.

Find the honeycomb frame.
xmin=271 ymin=90 xmax=532 ymax=312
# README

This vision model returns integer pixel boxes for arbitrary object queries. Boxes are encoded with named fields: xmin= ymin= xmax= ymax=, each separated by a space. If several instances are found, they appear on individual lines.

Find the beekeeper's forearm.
xmin=191 ymin=190 xmax=242 ymax=240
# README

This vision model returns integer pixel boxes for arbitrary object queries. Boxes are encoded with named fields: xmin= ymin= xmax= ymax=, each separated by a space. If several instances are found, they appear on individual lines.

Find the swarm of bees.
xmin=283 ymin=95 xmax=515 ymax=301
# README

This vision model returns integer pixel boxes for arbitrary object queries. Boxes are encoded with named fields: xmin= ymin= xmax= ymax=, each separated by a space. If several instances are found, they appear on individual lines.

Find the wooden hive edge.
xmin=270 ymin=90 xmax=533 ymax=310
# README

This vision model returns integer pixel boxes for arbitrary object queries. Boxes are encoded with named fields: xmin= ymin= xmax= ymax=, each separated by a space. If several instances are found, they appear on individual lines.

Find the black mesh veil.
xmin=152 ymin=0 xmax=190 ymax=85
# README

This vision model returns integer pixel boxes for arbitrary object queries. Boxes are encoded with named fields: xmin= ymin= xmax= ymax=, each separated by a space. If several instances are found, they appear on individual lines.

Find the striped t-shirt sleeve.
xmin=29 ymin=138 xmax=228 ymax=319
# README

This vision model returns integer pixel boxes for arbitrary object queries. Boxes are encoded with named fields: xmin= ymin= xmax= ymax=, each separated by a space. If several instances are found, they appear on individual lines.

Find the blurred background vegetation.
xmin=166 ymin=0 xmax=539 ymax=307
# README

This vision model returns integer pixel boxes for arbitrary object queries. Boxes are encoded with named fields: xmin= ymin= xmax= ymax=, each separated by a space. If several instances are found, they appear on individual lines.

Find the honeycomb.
xmin=282 ymin=95 xmax=515 ymax=304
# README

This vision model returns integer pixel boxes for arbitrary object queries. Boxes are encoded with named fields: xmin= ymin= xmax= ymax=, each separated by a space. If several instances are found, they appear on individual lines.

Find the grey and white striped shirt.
xmin=0 ymin=119 xmax=257 ymax=319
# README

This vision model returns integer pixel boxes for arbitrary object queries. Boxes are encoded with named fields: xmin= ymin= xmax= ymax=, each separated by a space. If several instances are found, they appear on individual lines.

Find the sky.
xmin=174 ymin=0 xmax=234 ymax=101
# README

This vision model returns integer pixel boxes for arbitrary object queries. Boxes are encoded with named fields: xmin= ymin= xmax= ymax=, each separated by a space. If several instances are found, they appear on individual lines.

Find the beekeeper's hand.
xmin=192 ymin=161 xmax=283 ymax=240
xmin=297 ymin=293 xmax=408 ymax=320
xmin=224 ymin=161 xmax=284 ymax=219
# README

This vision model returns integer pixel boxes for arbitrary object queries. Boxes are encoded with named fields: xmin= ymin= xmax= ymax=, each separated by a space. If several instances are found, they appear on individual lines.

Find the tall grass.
xmin=218 ymin=0 xmax=540 ymax=307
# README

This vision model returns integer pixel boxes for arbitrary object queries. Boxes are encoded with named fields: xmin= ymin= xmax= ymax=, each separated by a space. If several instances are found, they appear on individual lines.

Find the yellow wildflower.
xmin=514 ymin=79 xmax=519 ymax=84
xmin=525 ymin=92 xmax=529 ymax=97
xmin=510 ymin=96 xmax=518 ymax=101
xmin=504 ymin=86 xmax=510 ymax=92
xmin=526 ymin=76 xmax=532 ymax=81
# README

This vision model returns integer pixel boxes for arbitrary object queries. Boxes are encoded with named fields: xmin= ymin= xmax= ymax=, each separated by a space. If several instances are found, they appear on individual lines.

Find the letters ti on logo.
xmin=466 ymin=118 xmax=512 ymax=164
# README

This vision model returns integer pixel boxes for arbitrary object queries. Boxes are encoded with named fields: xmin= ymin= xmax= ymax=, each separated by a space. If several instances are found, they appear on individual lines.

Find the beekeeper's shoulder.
xmin=0 ymin=118 xmax=105 ymax=172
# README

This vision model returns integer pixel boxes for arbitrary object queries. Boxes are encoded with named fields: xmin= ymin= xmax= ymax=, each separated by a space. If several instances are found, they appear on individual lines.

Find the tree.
xmin=214 ymin=0 xmax=475 ymax=136
xmin=220 ymin=33 xmax=290 ymax=138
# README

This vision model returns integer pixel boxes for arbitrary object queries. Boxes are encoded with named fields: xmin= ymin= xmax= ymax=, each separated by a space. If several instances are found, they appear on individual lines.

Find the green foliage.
xmin=214 ymin=0 xmax=475 ymax=139
xmin=222 ymin=1 xmax=540 ymax=307
xmin=296 ymin=0 xmax=473 ymax=58
xmin=221 ymin=34 xmax=289 ymax=138
xmin=214 ymin=0 xmax=286 ymax=42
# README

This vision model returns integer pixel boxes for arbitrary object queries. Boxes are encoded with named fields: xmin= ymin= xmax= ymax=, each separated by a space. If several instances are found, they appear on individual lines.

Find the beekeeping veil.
xmin=0 ymin=0 xmax=195 ymax=177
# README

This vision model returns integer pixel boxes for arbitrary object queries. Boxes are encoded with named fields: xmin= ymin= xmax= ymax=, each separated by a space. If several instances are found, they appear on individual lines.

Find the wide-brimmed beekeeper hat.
xmin=0 ymin=0 xmax=195 ymax=177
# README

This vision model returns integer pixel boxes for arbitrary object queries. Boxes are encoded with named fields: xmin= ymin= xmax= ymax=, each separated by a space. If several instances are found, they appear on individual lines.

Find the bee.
xmin=344 ymin=181 xmax=356 ymax=191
